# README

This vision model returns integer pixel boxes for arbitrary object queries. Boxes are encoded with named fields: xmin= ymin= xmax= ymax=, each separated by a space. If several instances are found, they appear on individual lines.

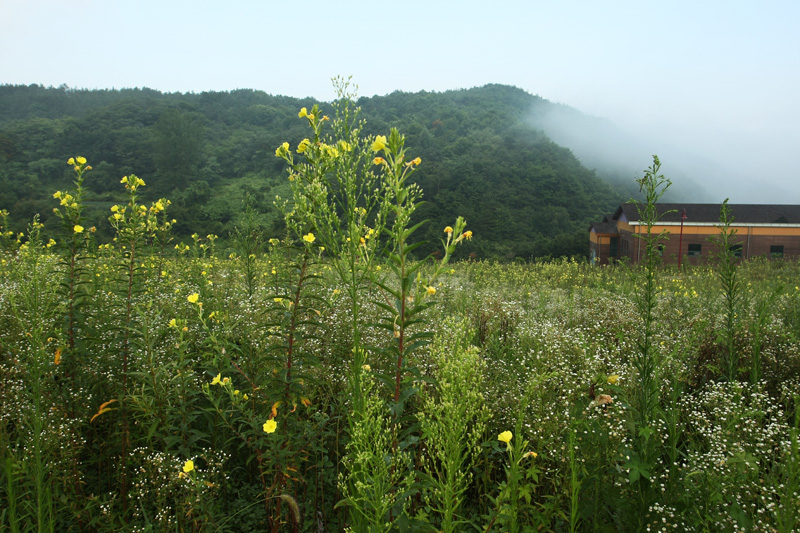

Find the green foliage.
xmin=2 ymin=88 xmax=800 ymax=533
xmin=711 ymin=198 xmax=743 ymax=380
xmin=0 ymin=83 xmax=620 ymax=260
xmin=418 ymin=318 xmax=490 ymax=532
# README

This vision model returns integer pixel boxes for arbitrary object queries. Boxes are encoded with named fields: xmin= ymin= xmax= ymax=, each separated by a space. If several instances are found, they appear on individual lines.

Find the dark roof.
xmin=616 ymin=203 xmax=800 ymax=224
xmin=590 ymin=221 xmax=619 ymax=234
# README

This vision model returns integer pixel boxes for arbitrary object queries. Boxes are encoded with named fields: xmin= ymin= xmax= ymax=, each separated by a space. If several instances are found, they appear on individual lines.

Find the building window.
xmin=610 ymin=237 xmax=618 ymax=258
xmin=688 ymin=244 xmax=702 ymax=257
xmin=730 ymin=244 xmax=742 ymax=258
xmin=770 ymin=245 xmax=784 ymax=259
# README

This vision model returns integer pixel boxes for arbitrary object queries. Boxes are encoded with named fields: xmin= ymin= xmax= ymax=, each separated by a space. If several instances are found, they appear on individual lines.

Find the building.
xmin=589 ymin=203 xmax=800 ymax=265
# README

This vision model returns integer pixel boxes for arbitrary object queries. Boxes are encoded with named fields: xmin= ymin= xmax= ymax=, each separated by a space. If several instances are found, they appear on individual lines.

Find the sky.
xmin=2 ymin=0 xmax=799 ymax=203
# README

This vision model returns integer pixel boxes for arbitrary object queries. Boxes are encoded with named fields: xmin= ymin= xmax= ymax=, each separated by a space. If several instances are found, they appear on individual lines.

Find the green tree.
xmin=153 ymin=109 xmax=206 ymax=192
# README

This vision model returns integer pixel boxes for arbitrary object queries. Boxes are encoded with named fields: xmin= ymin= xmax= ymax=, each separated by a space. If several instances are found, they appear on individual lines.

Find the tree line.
xmin=0 ymin=83 xmax=624 ymax=260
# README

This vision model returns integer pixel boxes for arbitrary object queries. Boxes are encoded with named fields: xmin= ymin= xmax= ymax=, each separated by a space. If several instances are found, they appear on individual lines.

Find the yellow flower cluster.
xmin=120 ymin=175 xmax=145 ymax=190
xmin=53 ymin=191 xmax=78 ymax=208
xmin=67 ymin=156 xmax=91 ymax=171
xmin=321 ymin=144 xmax=340 ymax=158
xmin=210 ymin=373 xmax=230 ymax=386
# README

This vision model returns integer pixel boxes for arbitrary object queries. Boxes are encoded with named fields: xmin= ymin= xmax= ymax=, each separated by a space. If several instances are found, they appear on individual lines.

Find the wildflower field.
xmin=1 ymin=85 xmax=799 ymax=532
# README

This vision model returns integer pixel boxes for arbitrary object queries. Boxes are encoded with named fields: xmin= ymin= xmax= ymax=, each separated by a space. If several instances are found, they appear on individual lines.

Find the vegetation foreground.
xmin=1 ymin=86 xmax=799 ymax=532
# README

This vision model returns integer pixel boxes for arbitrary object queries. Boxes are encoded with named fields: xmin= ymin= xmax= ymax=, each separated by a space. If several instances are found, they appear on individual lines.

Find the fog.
xmin=530 ymin=102 xmax=800 ymax=205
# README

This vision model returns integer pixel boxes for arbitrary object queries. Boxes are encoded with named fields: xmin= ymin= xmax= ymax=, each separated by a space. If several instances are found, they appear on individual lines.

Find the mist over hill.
xmin=530 ymin=101 xmax=800 ymax=205
xmin=1 ymin=83 xmax=643 ymax=260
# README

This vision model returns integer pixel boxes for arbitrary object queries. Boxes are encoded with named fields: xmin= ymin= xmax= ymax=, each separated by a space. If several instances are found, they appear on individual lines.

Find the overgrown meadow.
xmin=1 ymin=85 xmax=799 ymax=532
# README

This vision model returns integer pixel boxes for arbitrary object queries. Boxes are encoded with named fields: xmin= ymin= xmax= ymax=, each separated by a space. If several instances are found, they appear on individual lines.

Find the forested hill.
xmin=0 ymin=83 xmax=625 ymax=260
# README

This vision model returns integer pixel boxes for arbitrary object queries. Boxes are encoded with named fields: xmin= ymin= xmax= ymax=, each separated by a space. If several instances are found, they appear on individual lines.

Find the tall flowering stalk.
xmin=275 ymin=79 xmax=470 ymax=529
xmin=625 ymin=156 xmax=673 ymax=528
xmin=52 ymin=156 xmax=92 ymax=355
xmin=631 ymin=156 xmax=672 ymax=428
xmin=711 ymin=198 xmax=742 ymax=381
xmin=51 ymin=156 xmax=94 ymax=518
xmin=371 ymin=129 xmax=469 ymax=426
xmin=108 ymin=174 xmax=170 ymax=518
xmin=276 ymin=81 xmax=388 ymax=421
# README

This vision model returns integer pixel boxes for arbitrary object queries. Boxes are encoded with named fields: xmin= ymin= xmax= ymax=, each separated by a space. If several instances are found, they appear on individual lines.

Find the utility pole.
xmin=677 ymin=208 xmax=687 ymax=269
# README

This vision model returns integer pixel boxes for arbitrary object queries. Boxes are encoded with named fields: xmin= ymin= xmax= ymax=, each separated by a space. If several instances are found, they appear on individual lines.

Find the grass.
xmin=1 ymin=242 xmax=799 ymax=531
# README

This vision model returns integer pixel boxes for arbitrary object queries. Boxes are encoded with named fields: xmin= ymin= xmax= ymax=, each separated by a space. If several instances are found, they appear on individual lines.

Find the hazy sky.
xmin=2 ymin=0 xmax=799 ymax=202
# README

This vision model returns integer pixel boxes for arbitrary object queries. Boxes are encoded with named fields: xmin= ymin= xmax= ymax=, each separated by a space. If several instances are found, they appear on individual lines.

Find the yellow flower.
xmin=523 ymin=451 xmax=538 ymax=459
xmin=187 ymin=293 xmax=200 ymax=304
xmin=275 ymin=142 xmax=290 ymax=157
xmin=183 ymin=460 xmax=194 ymax=473
xmin=444 ymin=226 xmax=453 ymax=234
xmin=463 ymin=231 xmax=473 ymax=240
xmin=222 ymin=377 xmax=230 ymax=385
xmin=303 ymin=232 xmax=315 ymax=243
xmin=362 ymin=364 xmax=371 ymax=371
xmin=73 ymin=225 xmax=84 ymax=233
xmin=412 ymin=157 xmax=422 ymax=166
xmin=371 ymin=135 xmax=387 ymax=152
xmin=120 ymin=176 xmax=128 ymax=184
xmin=168 ymin=318 xmax=177 ymax=328
xmin=263 ymin=419 xmax=278 ymax=433
xmin=426 ymin=286 xmax=436 ymax=296
xmin=67 ymin=157 xmax=75 ymax=166
xmin=373 ymin=156 xmax=385 ymax=165
xmin=211 ymin=373 xmax=221 ymax=385
xmin=498 ymin=431 xmax=513 ymax=445
xmin=297 ymin=138 xmax=311 ymax=153
xmin=76 ymin=156 xmax=87 ymax=165
xmin=607 ymin=375 xmax=620 ymax=385
xmin=53 ymin=191 xmax=62 ymax=199
xmin=298 ymin=107 xmax=308 ymax=118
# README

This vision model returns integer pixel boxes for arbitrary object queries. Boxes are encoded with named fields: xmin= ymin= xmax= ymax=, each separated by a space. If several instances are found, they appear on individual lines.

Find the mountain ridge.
xmin=1 ymin=82 xmax=635 ymax=259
